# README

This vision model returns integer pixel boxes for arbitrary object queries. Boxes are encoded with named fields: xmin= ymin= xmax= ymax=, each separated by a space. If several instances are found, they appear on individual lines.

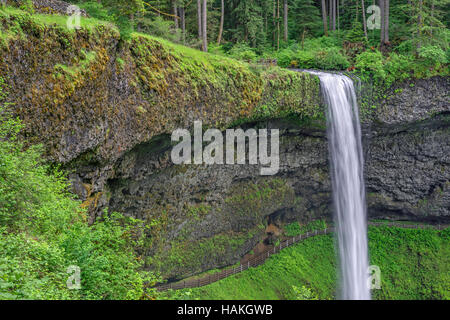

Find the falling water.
xmin=308 ymin=71 xmax=370 ymax=300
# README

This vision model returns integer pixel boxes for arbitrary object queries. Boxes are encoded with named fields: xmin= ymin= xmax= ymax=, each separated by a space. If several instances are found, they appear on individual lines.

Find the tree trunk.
xmin=217 ymin=0 xmax=224 ymax=44
xmin=277 ymin=0 xmax=280 ymax=50
xmin=273 ymin=0 xmax=276 ymax=47
xmin=197 ymin=0 xmax=202 ymax=40
xmin=321 ymin=0 xmax=328 ymax=36
xmin=202 ymin=0 xmax=207 ymax=52
xmin=331 ymin=0 xmax=336 ymax=31
xmin=362 ymin=0 xmax=368 ymax=40
xmin=337 ymin=0 xmax=340 ymax=33
xmin=383 ymin=0 xmax=389 ymax=43
xmin=379 ymin=0 xmax=385 ymax=45
xmin=417 ymin=0 xmax=423 ymax=51
xmin=180 ymin=6 xmax=186 ymax=44
xmin=173 ymin=2 xmax=179 ymax=29
xmin=283 ymin=0 xmax=288 ymax=41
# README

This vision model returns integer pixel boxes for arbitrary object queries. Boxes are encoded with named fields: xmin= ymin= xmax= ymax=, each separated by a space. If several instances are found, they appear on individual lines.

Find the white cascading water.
xmin=308 ymin=71 xmax=370 ymax=300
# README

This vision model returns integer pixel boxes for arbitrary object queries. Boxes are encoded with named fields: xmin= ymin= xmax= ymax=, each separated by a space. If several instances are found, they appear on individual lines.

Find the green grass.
xmin=162 ymin=226 xmax=449 ymax=300
xmin=0 ymin=6 xmax=116 ymax=32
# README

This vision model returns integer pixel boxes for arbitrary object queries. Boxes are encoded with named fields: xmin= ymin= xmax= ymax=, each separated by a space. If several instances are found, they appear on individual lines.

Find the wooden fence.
xmin=154 ymin=221 xmax=446 ymax=292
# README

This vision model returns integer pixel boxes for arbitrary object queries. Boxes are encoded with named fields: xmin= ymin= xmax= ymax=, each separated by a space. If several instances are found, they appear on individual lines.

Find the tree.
xmin=362 ymin=0 xmax=368 ymax=40
xmin=217 ymin=0 xmax=224 ymax=44
xmin=180 ymin=3 xmax=185 ymax=44
xmin=289 ymin=0 xmax=322 ymax=39
xmin=321 ymin=0 xmax=328 ymax=36
xmin=331 ymin=0 xmax=336 ymax=31
xmin=380 ymin=0 xmax=385 ymax=44
xmin=173 ymin=1 xmax=178 ymax=29
xmin=197 ymin=0 xmax=202 ymax=40
xmin=383 ymin=0 xmax=389 ymax=44
xmin=202 ymin=0 xmax=207 ymax=51
xmin=283 ymin=0 xmax=288 ymax=41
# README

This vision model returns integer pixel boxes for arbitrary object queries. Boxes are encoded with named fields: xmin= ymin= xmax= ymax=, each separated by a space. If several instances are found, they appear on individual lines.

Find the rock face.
xmin=106 ymin=103 xmax=449 ymax=279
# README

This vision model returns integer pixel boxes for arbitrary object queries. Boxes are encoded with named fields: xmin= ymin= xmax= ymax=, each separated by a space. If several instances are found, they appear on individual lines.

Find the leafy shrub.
xmin=78 ymin=1 xmax=110 ymax=21
xmin=228 ymin=43 xmax=258 ymax=62
xmin=0 ymin=80 xmax=159 ymax=299
xmin=314 ymin=47 xmax=350 ymax=70
xmin=394 ymin=40 xmax=414 ymax=55
xmin=136 ymin=15 xmax=180 ymax=42
xmin=417 ymin=45 xmax=447 ymax=68
xmin=276 ymin=48 xmax=296 ymax=67
xmin=291 ymin=285 xmax=318 ymax=300
xmin=384 ymin=53 xmax=413 ymax=87
xmin=345 ymin=20 xmax=366 ymax=43
xmin=302 ymin=36 xmax=342 ymax=51
xmin=355 ymin=50 xmax=386 ymax=83
xmin=294 ymin=50 xmax=315 ymax=69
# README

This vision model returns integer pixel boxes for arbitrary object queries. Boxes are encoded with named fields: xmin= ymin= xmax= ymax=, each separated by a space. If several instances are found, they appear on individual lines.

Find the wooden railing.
xmin=154 ymin=221 xmax=447 ymax=292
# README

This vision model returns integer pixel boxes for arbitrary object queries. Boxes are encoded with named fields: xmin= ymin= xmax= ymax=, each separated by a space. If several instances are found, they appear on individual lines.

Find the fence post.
xmin=248 ymin=261 xmax=250 ymax=269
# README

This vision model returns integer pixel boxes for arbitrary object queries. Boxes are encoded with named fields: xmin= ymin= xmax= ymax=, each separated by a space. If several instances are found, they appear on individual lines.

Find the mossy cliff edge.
xmin=0 ymin=7 xmax=320 ymax=166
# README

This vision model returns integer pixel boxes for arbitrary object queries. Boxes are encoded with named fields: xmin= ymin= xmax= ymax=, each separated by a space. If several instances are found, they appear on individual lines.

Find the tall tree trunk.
xmin=337 ymin=0 xmax=340 ymax=34
xmin=202 ymin=0 xmax=207 ymax=52
xmin=321 ymin=0 xmax=328 ymax=36
xmin=283 ymin=0 xmax=288 ymax=41
xmin=180 ymin=6 xmax=186 ymax=44
xmin=417 ymin=0 xmax=423 ymax=51
xmin=380 ymin=0 xmax=385 ymax=45
xmin=273 ymin=0 xmax=276 ymax=47
xmin=173 ymin=1 xmax=179 ymax=29
xmin=277 ymin=0 xmax=280 ymax=50
xmin=217 ymin=0 xmax=224 ymax=44
xmin=329 ymin=0 xmax=332 ymax=30
xmin=384 ymin=0 xmax=389 ymax=43
xmin=197 ymin=0 xmax=202 ymax=40
xmin=331 ymin=0 xmax=336 ymax=31
xmin=362 ymin=0 xmax=368 ymax=40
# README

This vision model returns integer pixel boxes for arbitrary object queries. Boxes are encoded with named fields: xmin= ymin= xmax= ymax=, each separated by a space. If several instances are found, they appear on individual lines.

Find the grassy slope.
xmin=164 ymin=226 xmax=449 ymax=300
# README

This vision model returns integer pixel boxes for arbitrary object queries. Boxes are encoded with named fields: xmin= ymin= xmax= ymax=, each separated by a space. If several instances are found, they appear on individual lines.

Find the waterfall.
xmin=309 ymin=71 xmax=370 ymax=300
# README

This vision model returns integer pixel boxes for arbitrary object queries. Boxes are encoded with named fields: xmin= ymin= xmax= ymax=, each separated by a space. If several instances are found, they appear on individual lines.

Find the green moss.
xmin=224 ymin=178 xmax=295 ymax=220
xmin=54 ymin=50 xmax=98 ymax=79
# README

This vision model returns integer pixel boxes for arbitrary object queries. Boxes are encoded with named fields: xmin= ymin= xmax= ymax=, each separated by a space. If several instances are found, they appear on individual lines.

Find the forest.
xmin=63 ymin=0 xmax=450 ymax=85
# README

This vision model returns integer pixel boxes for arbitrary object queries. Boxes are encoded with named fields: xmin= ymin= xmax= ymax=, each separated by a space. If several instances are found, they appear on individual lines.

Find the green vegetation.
xmin=284 ymin=219 xmax=328 ymax=237
xmin=164 ymin=225 xmax=449 ymax=300
xmin=55 ymin=0 xmax=448 ymax=89
xmin=0 ymin=80 xmax=159 ymax=299
xmin=163 ymin=232 xmax=337 ymax=300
